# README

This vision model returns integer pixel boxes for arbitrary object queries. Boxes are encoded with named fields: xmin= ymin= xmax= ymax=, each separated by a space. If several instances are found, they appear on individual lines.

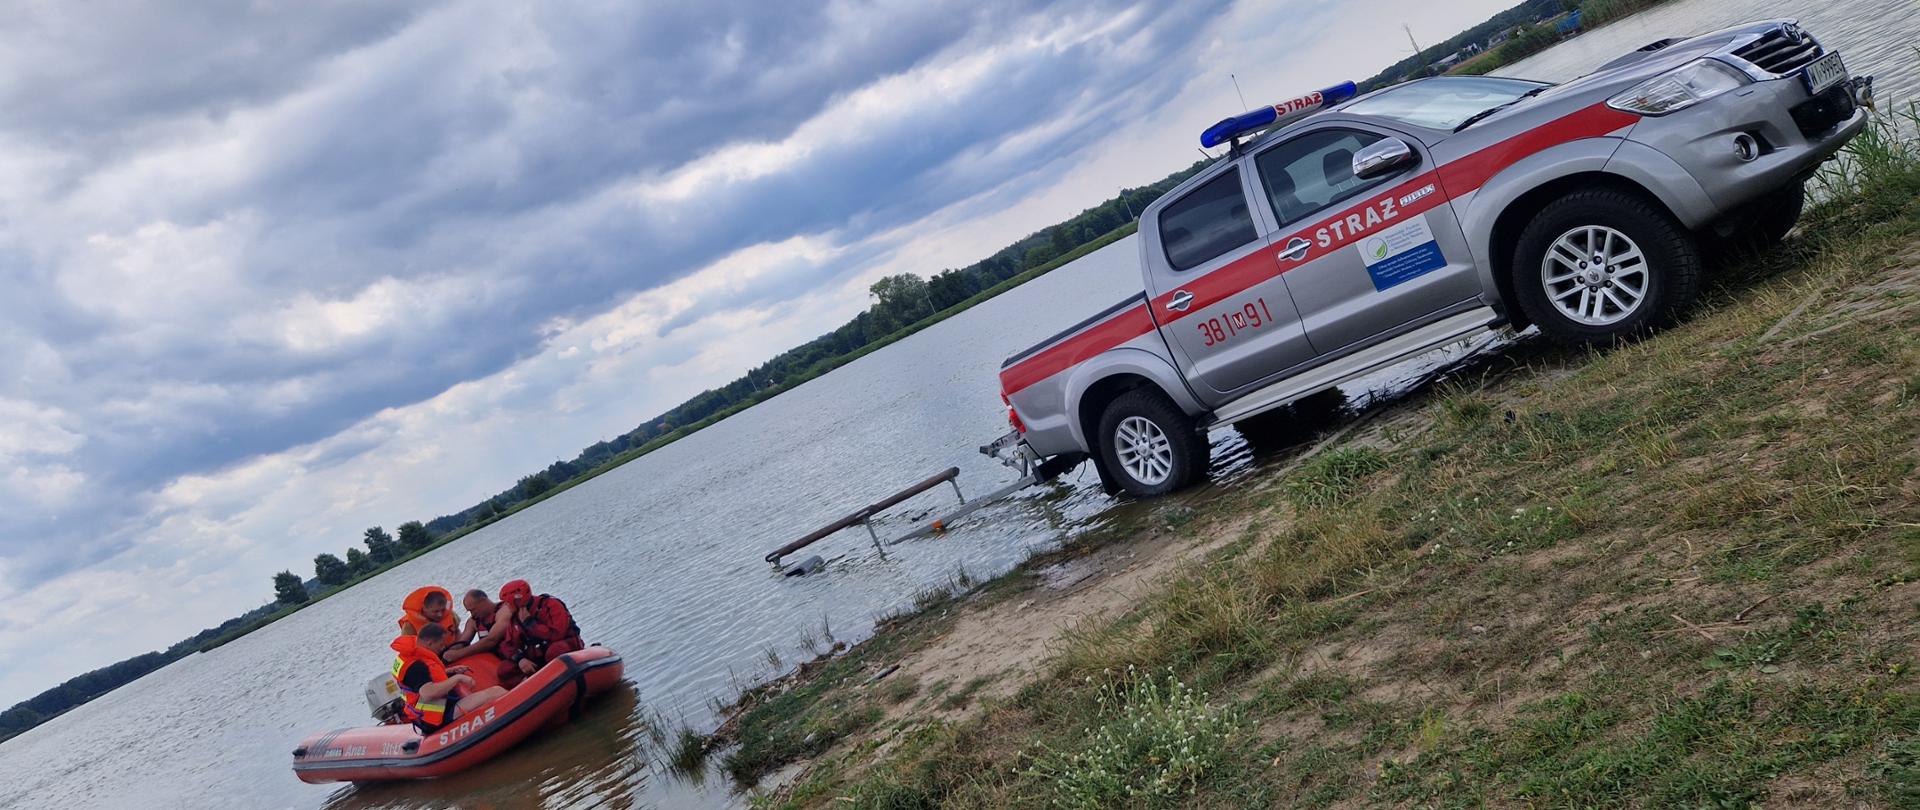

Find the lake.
xmin=2 ymin=0 xmax=1915 ymax=806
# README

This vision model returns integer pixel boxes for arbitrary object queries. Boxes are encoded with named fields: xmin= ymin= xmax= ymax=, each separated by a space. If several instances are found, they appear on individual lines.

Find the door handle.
xmin=1276 ymin=237 xmax=1310 ymax=263
xmin=1167 ymin=290 xmax=1193 ymax=312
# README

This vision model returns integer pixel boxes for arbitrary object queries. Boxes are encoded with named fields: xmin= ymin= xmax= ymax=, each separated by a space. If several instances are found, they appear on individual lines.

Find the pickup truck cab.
xmin=998 ymin=19 xmax=1872 ymax=497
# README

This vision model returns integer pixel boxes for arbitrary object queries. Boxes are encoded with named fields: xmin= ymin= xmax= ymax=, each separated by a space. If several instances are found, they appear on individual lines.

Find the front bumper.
xmin=1622 ymin=67 xmax=1871 ymax=216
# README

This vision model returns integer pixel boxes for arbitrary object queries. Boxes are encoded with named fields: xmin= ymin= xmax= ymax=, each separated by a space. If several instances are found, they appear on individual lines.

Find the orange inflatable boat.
xmin=291 ymin=647 xmax=624 ymax=783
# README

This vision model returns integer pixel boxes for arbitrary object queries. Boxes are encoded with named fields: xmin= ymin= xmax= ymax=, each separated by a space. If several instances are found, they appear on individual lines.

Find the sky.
xmin=0 ymin=0 xmax=1516 ymax=706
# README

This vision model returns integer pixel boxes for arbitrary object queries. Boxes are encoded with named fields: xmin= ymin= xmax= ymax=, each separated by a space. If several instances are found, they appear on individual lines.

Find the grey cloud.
xmin=1 ymin=0 xmax=1229 ymax=599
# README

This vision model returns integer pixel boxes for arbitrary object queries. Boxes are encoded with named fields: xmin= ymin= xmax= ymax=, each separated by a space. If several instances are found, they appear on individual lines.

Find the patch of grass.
xmin=939 ymin=677 xmax=992 ymax=711
xmin=1380 ymin=677 xmax=1920 ymax=807
xmin=670 ymin=728 xmax=710 ymax=774
xmin=875 ymin=675 xmax=921 ymax=705
xmin=1023 ymin=671 xmax=1243 ymax=809
xmin=1283 ymin=447 xmax=1387 ymax=509
xmin=1869 ymin=736 xmax=1920 ymax=807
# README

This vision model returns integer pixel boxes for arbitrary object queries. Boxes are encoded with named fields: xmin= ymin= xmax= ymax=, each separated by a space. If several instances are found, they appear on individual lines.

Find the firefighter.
xmin=496 ymin=579 xmax=586 ymax=680
xmin=390 ymin=623 xmax=505 ymax=733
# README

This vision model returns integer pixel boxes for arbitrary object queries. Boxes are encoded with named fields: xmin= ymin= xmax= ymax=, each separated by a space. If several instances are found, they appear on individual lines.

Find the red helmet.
xmin=498 ymin=579 xmax=533 ymax=607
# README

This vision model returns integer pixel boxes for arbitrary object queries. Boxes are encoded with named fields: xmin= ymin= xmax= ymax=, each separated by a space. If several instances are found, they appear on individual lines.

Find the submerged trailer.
xmin=762 ymin=432 xmax=1075 ymax=571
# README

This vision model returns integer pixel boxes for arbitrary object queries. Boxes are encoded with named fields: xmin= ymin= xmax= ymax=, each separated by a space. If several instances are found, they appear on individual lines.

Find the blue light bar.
xmin=1200 ymin=81 xmax=1358 ymax=148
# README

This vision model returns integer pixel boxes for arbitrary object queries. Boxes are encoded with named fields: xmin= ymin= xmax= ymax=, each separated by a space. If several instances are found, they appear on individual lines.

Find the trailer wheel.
xmin=1096 ymin=389 xmax=1208 ymax=497
xmin=1511 ymin=189 xmax=1701 ymax=348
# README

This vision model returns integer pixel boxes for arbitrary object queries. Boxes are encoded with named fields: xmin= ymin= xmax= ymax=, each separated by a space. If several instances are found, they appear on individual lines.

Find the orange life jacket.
xmin=389 ymin=635 xmax=450 ymax=729
xmin=396 ymin=586 xmax=460 ymax=636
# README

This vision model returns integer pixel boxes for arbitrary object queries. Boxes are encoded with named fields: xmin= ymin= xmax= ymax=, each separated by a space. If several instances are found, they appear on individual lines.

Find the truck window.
xmin=1254 ymin=129 xmax=1388 ymax=227
xmin=1159 ymin=171 xmax=1257 ymax=272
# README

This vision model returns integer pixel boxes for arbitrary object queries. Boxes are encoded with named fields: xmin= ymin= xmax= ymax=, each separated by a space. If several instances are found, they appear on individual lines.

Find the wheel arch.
xmin=1481 ymin=171 xmax=1683 ymax=332
xmin=1064 ymin=348 xmax=1203 ymax=457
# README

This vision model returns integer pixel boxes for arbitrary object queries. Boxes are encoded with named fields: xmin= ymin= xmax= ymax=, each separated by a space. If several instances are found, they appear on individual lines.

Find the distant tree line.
xmin=0 ymin=599 xmax=281 ymax=743
xmin=1356 ymin=0 xmax=1563 ymax=91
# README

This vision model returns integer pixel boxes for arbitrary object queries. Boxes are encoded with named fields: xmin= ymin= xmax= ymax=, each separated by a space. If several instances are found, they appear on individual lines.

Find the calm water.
xmin=3 ymin=1 xmax=1916 ymax=806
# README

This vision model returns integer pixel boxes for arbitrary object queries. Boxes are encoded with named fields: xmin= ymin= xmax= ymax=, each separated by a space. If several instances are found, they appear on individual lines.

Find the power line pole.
xmin=1404 ymin=24 xmax=1430 ymax=77
xmin=1229 ymin=73 xmax=1249 ymax=109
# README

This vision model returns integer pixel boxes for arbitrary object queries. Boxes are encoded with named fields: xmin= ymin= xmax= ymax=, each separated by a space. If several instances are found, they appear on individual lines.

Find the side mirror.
xmin=1352 ymin=138 xmax=1416 ymax=180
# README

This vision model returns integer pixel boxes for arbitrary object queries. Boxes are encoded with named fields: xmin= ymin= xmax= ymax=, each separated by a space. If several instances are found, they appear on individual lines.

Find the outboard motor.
xmin=365 ymin=672 xmax=406 ymax=724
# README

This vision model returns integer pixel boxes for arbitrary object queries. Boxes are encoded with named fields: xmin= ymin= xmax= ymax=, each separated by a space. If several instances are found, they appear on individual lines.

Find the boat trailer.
xmin=763 ymin=430 xmax=1067 ymax=571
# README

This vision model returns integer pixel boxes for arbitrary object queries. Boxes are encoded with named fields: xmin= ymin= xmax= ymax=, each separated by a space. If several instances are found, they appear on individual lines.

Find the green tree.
xmin=364 ymin=526 xmax=399 ymax=564
xmin=1022 ymin=244 xmax=1058 ymax=269
xmin=517 ymin=473 xmax=553 ymax=500
xmin=1048 ymin=225 xmax=1075 ymax=257
xmin=313 ymin=553 xmax=350 ymax=587
xmin=396 ymin=520 xmax=434 ymax=551
xmin=272 ymin=571 xmax=309 ymax=605
xmin=868 ymin=273 xmax=934 ymax=332
xmin=346 ymin=546 xmax=374 ymax=575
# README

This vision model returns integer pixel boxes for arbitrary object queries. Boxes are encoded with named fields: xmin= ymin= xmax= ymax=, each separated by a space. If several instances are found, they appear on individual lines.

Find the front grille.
xmin=1790 ymin=84 xmax=1855 ymax=137
xmin=1732 ymin=28 xmax=1825 ymax=75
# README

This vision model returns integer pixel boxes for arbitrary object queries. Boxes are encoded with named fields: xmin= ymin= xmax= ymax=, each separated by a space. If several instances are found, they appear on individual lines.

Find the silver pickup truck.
xmin=996 ymin=19 xmax=1872 ymax=497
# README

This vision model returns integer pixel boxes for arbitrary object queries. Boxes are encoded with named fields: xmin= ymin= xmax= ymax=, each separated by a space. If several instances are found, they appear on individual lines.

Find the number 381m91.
xmin=1197 ymin=299 xmax=1275 ymax=346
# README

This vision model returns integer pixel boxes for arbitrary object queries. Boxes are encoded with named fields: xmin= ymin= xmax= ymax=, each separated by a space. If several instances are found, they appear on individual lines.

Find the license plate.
xmin=1802 ymin=51 xmax=1847 ymax=95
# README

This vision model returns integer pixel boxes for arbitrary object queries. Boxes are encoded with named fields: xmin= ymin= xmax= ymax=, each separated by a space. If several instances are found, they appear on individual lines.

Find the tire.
xmin=1095 ymin=388 xmax=1209 ymax=497
xmin=1510 ymin=188 xmax=1702 ymax=348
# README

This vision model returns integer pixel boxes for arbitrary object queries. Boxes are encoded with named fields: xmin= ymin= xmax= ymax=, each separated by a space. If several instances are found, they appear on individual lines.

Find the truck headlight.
xmin=1607 ymin=59 xmax=1747 ymax=115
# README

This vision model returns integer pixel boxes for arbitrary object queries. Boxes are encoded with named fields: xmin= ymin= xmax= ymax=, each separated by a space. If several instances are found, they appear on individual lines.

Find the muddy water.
xmin=3 ymin=1 xmax=1917 ymax=807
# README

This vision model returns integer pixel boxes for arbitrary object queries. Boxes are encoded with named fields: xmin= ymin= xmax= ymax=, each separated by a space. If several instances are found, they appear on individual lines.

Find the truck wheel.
xmin=1096 ymin=389 xmax=1208 ymax=497
xmin=1511 ymin=189 xmax=1701 ymax=348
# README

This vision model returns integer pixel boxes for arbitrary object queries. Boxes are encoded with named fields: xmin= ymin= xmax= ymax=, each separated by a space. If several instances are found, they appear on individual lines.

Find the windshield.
xmin=1344 ymin=77 xmax=1551 ymax=130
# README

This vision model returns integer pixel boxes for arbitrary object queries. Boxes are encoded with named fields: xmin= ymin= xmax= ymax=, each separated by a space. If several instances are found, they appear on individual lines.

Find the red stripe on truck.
xmin=997 ymin=302 xmax=1157 ymax=396
xmin=1435 ymin=103 xmax=1639 ymax=194
xmin=998 ymin=102 xmax=1638 ymax=398
xmin=1146 ymin=169 xmax=1452 ymax=324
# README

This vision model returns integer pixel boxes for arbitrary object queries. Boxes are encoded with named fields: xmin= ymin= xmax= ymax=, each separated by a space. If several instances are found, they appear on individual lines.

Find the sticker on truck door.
xmin=1356 ymin=214 xmax=1445 ymax=291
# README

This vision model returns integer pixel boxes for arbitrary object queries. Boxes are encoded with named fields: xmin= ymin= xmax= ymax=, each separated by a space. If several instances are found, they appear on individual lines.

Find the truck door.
xmin=1141 ymin=163 xmax=1316 ymax=404
xmin=1249 ymin=123 xmax=1479 ymax=355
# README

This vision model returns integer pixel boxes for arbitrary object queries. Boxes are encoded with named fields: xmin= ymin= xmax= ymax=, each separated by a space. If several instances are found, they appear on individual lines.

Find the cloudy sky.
xmin=0 ymin=0 xmax=1515 ymax=705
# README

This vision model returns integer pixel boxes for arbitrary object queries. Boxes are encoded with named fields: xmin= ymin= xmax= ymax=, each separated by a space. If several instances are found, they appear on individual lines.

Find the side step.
xmin=1207 ymin=307 xmax=1500 ymax=428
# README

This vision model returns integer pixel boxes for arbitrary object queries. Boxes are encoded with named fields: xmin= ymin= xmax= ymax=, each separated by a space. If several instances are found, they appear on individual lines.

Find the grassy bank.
xmin=723 ymin=110 xmax=1920 ymax=807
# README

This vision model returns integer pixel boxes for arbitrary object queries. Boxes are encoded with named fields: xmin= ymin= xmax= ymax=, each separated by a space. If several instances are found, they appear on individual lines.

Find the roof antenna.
xmin=1230 ymin=73 xmax=1250 ymax=110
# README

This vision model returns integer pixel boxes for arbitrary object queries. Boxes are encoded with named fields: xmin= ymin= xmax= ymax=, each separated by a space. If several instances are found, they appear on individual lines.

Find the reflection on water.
xmin=317 ymin=686 xmax=685 ymax=810
xmin=4 ymin=0 xmax=1918 ymax=807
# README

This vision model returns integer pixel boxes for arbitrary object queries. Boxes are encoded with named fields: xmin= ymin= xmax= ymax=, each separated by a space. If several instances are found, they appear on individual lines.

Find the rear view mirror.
xmin=1352 ymin=138 xmax=1416 ymax=180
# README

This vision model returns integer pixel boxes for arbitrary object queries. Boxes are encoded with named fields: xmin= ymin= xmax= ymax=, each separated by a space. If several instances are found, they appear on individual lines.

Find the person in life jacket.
xmin=444 ymin=588 xmax=513 ymax=664
xmin=389 ymin=623 xmax=507 ymax=733
xmin=397 ymin=586 xmax=461 ymax=637
xmin=496 ymin=579 xmax=585 ymax=679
